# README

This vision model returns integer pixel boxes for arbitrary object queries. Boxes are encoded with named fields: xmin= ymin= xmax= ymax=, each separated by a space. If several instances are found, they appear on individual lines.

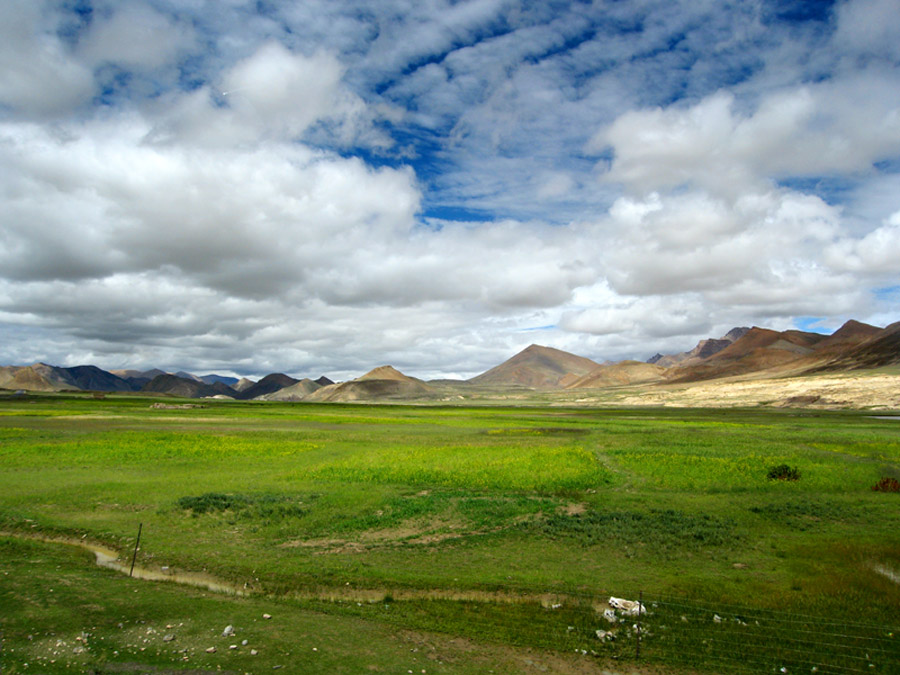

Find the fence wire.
xmin=309 ymin=585 xmax=898 ymax=674
xmin=534 ymin=590 xmax=899 ymax=674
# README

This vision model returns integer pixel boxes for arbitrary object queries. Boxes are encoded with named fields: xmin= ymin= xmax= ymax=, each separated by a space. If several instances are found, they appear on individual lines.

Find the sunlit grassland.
xmin=1 ymin=393 xmax=899 ymax=672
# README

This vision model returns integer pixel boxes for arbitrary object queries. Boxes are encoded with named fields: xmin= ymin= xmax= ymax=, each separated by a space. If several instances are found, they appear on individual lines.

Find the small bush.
xmin=176 ymin=492 xmax=307 ymax=519
xmin=871 ymin=477 xmax=900 ymax=493
xmin=177 ymin=492 xmax=247 ymax=514
xmin=767 ymin=464 xmax=801 ymax=481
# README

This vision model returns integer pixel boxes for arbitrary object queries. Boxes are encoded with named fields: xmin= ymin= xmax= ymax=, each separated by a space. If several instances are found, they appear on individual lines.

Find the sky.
xmin=1 ymin=0 xmax=899 ymax=380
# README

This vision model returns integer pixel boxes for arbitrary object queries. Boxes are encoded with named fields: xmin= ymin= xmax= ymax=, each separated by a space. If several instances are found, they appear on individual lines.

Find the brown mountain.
xmin=356 ymin=365 xmax=414 ymax=381
xmin=257 ymin=378 xmax=322 ymax=401
xmin=57 ymin=365 xmax=133 ymax=391
xmin=0 ymin=365 xmax=63 ymax=392
xmin=111 ymin=368 xmax=167 ymax=389
xmin=469 ymin=344 xmax=600 ymax=388
xmin=806 ymin=321 xmax=900 ymax=372
xmin=650 ymin=327 xmax=750 ymax=367
xmin=811 ymin=320 xmax=882 ymax=351
xmin=0 ymin=363 xmax=133 ymax=392
xmin=566 ymin=361 xmax=668 ymax=389
xmin=233 ymin=377 xmax=256 ymax=392
xmin=234 ymin=373 xmax=299 ymax=400
xmin=306 ymin=366 xmax=435 ymax=402
xmin=141 ymin=374 xmax=236 ymax=398
xmin=667 ymin=327 xmax=828 ymax=383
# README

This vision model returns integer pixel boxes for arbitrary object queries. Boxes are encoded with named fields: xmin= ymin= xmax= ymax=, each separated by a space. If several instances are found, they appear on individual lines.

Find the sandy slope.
xmin=611 ymin=371 xmax=900 ymax=410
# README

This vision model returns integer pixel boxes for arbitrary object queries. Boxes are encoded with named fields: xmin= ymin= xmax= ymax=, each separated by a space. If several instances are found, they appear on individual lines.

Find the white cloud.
xmin=834 ymin=0 xmax=900 ymax=61
xmin=0 ymin=115 xmax=421 ymax=297
xmin=0 ymin=1 xmax=94 ymax=116
xmin=826 ymin=210 xmax=900 ymax=273
xmin=148 ymin=42 xmax=373 ymax=148
xmin=597 ymin=84 xmax=900 ymax=196
xmin=77 ymin=2 xmax=195 ymax=69
xmin=1 ymin=1 xmax=899 ymax=378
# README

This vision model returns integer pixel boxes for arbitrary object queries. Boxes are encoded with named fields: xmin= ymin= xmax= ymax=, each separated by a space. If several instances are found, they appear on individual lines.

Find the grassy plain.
xmin=1 ymin=392 xmax=899 ymax=673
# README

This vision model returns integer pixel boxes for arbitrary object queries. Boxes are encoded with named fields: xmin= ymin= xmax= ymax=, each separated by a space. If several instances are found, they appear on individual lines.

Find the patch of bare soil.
xmin=563 ymin=503 xmax=588 ymax=516
xmin=280 ymin=512 xmax=545 ymax=554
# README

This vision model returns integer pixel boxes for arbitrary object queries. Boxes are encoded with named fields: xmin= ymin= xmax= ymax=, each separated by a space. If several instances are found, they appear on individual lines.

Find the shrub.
xmin=871 ymin=477 xmax=900 ymax=493
xmin=767 ymin=464 xmax=801 ymax=481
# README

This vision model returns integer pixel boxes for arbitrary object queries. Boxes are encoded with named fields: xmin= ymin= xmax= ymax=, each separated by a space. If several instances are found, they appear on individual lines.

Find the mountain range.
xmin=2 ymin=319 xmax=898 ymax=404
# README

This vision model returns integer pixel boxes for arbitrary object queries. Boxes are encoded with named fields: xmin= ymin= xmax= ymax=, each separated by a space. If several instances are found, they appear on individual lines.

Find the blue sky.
xmin=1 ymin=0 xmax=899 ymax=379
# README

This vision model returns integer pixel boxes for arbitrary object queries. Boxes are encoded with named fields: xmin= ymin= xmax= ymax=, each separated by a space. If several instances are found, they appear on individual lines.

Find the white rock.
xmin=595 ymin=629 xmax=616 ymax=641
xmin=222 ymin=625 xmax=234 ymax=637
xmin=609 ymin=596 xmax=645 ymax=616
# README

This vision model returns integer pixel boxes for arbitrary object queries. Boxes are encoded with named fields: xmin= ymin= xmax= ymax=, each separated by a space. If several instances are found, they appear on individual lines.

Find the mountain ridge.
xmin=2 ymin=319 xmax=897 ymax=402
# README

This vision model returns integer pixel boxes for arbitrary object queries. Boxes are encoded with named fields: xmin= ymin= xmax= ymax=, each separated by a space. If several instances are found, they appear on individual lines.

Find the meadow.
xmin=1 ymin=392 xmax=898 ymax=673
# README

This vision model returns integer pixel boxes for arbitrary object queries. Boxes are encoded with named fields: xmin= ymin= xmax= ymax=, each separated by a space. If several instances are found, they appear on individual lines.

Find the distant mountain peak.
xmin=469 ymin=344 xmax=600 ymax=388
xmin=357 ymin=365 xmax=416 ymax=382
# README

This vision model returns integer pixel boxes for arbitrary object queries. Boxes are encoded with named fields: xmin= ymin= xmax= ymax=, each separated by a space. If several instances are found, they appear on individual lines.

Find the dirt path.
xmin=1 ymin=530 xmax=610 ymax=608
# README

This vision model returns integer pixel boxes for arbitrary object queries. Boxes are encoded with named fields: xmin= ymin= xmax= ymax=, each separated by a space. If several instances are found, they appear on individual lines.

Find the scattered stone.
xmin=713 ymin=614 xmax=723 ymax=623
xmin=595 ymin=629 xmax=615 ymax=641
xmin=206 ymin=647 xmax=216 ymax=653
xmin=242 ymin=639 xmax=248 ymax=646
xmin=732 ymin=563 xmax=748 ymax=569
xmin=163 ymin=634 xmax=175 ymax=642
xmin=250 ymin=649 xmax=258 ymax=656
xmin=229 ymin=644 xmax=238 ymax=650
xmin=603 ymin=608 xmax=618 ymax=623
xmin=262 ymin=613 xmax=272 ymax=620
xmin=222 ymin=625 xmax=235 ymax=637
xmin=609 ymin=596 xmax=645 ymax=616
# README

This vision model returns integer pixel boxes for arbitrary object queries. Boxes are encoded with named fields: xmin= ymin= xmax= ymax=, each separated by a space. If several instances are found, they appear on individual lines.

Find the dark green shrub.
xmin=767 ymin=464 xmax=801 ymax=481
xmin=177 ymin=492 xmax=247 ymax=513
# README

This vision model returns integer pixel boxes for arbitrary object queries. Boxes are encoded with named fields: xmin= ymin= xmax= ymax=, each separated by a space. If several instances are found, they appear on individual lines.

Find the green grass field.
xmin=1 ymin=393 xmax=899 ymax=673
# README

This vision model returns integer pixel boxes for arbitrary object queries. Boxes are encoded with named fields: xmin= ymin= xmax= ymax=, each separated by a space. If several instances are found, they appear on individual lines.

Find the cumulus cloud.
xmin=596 ymin=84 xmax=900 ymax=196
xmin=1 ymin=0 xmax=899 ymax=378
xmin=833 ymin=0 xmax=900 ymax=61
xmin=0 ymin=116 xmax=420 ymax=296
xmin=77 ymin=2 xmax=195 ymax=70
xmin=0 ymin=1 xmax=94 ymax=116
xmin=826 ymin=210 xmax=900 ymax=273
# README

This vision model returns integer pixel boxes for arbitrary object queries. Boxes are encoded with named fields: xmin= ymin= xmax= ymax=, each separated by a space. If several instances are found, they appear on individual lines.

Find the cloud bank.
xmin=1 ymin=0 xmax=899 ymax=379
